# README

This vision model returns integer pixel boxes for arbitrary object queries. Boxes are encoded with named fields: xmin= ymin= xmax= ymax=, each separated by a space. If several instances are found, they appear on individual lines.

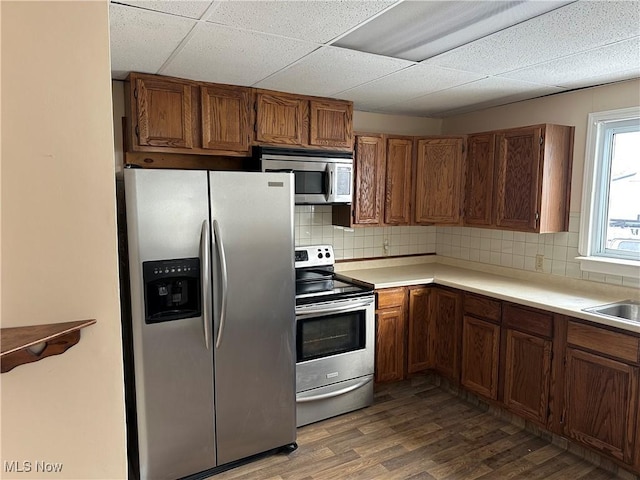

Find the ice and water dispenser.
xmin=142 ymin=258 xmax=201 ymax=323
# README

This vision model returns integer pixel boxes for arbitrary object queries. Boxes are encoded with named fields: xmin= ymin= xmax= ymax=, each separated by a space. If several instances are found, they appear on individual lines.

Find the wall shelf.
xmin=1 ymin=319 xmax=96 ymax=373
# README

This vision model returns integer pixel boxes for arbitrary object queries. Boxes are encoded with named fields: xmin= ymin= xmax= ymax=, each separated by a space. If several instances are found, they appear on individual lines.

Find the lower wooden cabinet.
xmin=408 ymin=287 xmax=431 ymax=373
xmin=375 ymin=288 xmax=407 ymax=383
xmin=372 ymin=283 xmax=640 ymax=475
xmin=564 ymin=320 xmax=640 ymax=466
xmin=503 ymin=329 xmax=552 ymax=424
xmin=430 ymin=288 xmax=462 ymax=381
xmin=501 ymin=303 xmax=554 ymax=426
xmin=461 ymin=316 xmax=500 ymax=399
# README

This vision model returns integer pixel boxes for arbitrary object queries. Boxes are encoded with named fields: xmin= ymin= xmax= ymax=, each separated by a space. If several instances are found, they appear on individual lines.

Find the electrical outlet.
xmin=535 ymin=254 xmax=544 ymax=271
xmin=383 ymin=239 xmax=390 ymax=255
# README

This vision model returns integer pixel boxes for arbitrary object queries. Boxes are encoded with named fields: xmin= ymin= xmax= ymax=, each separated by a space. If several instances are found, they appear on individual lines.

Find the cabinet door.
xmin=353 ymin=135 xmax=385 ymax=225
xmin=201 ymin=85 xmax=251 ymax=152
xmin=309 ymin=100 xmax=353 ymax=149
xmin=384 ymin=137 xmax=413 ymax=225
xmin=503 ymin=329 xmax=552 ymax=424
xmin=564 ymin=348 xmax=638 ymax=464
xmin=255 ymin=92 xmax=306 ymax=146
xmin=134 ymin=76 xmax=193 ymax=149
xmin=408 ymin=287 xmax=431 ymax=374
xmin=414 ymin=138 xmax=464 ymax=224
xmin=494 ymin=127 xmax=542 ymax=231
xmin=375 ymin=307 xmax=405 ymax=382
xmin=460 ymin=316 xmax=500 ymax=399
xmin=464 ymin=134 xmax=495 ymax=227
xmin=430 ymin=288 xmax=462 ymax=381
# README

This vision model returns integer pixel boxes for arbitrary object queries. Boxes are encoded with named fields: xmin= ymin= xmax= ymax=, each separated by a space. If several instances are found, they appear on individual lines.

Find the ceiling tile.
xmin=386 ymin=77 xmax=564 ymax=117
xmin=336 ymin=64 xmax=486 ymax=110
xmin=113 ymin=0 xmax=215 ymax=19
xmin=110 ymin=3 xmax=196 ymax=79
xmin=423 ymin=1 xmax=640 ymax=75
xmin=206 ymin=1 xmax=396 ymax=44
xmin=499 ymin=37 xmax=640 ymax=88
xmin=160 ymin=22 xmax=319 ymax=86
xmin=254 ymin=46 xmax=413 ymax=97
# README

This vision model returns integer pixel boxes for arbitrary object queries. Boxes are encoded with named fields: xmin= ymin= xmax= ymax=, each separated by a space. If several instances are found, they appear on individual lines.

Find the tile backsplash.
xmin=435 ymin=212 xmax=639 ymax=289
xmin=295 ymin=206 xmax=436 ymax=259
xmin=297 ymin=208 xmax=639 ymax=289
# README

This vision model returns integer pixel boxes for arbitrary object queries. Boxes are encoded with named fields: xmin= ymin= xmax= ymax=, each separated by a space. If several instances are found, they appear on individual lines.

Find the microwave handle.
xmin=326 ymin=163 xmax=335 ymax=202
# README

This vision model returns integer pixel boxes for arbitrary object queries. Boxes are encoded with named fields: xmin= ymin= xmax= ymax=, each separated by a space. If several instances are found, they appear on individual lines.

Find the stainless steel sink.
xmin=584 ymin=300 xmax=640 ymax=322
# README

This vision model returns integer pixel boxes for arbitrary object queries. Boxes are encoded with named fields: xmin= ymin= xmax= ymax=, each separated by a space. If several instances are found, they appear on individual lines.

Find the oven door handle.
xmin=295 ymin=298 xmax=374 ymax=319
xmin=296 ymin=376 xmax=373 ymax=403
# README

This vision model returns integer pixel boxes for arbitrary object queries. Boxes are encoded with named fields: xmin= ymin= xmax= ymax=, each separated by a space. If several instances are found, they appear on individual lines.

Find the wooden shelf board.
xmin=1 ymin=320 xmax=96 ymax=373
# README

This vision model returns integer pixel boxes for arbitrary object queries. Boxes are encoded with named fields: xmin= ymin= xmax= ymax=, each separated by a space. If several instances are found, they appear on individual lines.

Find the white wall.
xmin=438 ymin=79 xmax=640 ymax=288
xmin=1 ymin=2 xmax=127 ymax=478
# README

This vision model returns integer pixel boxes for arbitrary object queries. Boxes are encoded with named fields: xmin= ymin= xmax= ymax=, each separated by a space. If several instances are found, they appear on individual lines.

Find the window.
xmin=579 ymin=106 xmax=640 ymax=277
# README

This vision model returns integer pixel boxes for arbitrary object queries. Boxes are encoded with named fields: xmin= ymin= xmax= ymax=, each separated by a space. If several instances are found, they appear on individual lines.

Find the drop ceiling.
xmin=109 ymin=0 xmax=640 ymax=118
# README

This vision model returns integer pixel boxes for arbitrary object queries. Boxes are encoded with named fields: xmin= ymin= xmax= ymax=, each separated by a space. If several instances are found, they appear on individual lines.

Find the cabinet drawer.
xmin=567 ymin=320 xmax=640 ymax=364
xmin=376 ymin=287 xmax=406 ymax=309
xmin=503 ymin=303 xmax=553 ymax=338
xmin=463 ymin=293 xmax=501 ymax=323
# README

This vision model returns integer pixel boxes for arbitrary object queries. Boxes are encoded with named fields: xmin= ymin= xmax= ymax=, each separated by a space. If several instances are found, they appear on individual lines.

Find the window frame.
xmin=578 ymin=106 xmax=640 ymax=278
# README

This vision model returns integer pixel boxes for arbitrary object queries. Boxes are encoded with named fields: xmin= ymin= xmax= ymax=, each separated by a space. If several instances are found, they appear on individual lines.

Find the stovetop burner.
xmin=294 ymin=245 xmax=373 ymax=306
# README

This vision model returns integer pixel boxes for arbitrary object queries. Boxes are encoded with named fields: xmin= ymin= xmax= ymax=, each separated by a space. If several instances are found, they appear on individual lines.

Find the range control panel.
xmin=295 ymin=245 xmax=334 ymax=268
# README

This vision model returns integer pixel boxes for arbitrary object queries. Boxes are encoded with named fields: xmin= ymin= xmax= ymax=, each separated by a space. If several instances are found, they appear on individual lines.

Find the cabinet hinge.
xmin=133 ymin=88 xmax=138 ymax=99
xmin=560 ymin=412 xmax=565 ymax=424
xmin=535 ymin=212 xmax=540 ymax=223
xmin=135 ymin=125 xmax=139 ymax=137
xmin=539 ymin=136 xmax=544 ymax=145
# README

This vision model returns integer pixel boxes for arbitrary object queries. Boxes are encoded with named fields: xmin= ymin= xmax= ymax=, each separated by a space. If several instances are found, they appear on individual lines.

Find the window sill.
xmin=577 ymin=256 xmax=640 ymax=278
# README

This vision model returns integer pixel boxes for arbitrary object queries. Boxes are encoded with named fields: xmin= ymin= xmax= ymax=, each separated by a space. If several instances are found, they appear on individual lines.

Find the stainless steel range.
xmin=294 ymin=245 xmax=375 ymax=427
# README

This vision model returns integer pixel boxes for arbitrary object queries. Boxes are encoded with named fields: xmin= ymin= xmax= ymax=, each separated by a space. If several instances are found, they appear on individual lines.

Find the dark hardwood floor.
xmin=209 ymin=376 xmax=632 ymax=480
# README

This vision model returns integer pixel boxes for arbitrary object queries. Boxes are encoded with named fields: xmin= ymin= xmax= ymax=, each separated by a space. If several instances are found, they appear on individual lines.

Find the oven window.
xmin=294 ymin=170 xmax=326 ymax=195
xmin=297 ymin=310 xmax=366 ymax=362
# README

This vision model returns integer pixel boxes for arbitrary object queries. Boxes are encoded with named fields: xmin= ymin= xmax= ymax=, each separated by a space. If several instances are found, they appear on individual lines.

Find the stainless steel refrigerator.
xmin=122 ymin=168 xmax=296 ymax=480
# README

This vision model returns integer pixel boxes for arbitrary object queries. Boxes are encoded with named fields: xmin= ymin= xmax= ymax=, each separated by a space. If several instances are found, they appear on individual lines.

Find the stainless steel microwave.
xmin=255 ymin=147 xmax=353 ymax=205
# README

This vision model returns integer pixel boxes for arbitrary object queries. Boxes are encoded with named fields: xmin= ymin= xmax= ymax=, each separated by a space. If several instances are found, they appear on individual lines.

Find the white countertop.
xmin=336 ymin=256 xmax=640 ymax=334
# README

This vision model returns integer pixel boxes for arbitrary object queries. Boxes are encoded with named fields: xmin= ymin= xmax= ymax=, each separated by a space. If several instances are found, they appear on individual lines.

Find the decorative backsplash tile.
xmin=294 ymin=206 xmax=436 ymax=259
xmin=435 ymin=212 xmax=639 ymax=288
xmin=295 ymin=208 xmax=638 ymax=289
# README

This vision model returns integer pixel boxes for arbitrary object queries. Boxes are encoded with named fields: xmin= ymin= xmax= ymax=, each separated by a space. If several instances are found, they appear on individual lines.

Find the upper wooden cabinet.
xmin=385 ymin=136 xmax=414 ymax=225
xmin=201 ymin=84 xmax=251 ymax=152
xmin=255 ymin=91 xmax=353 ymax=150
xmin=125 ymin=73 xmax=354 ymax=161
xmin=132 ymin=74 xmax=193 ymax=150
xmin=309 ymin=100 xmax=353 ymax=149
xmin=127 ymin=73 xmax=253 ymax=157
xmin=414 ymin=137 xmax=465 ymax=225
xmin=353 ymin=135 xmax=386 ymax=225
xmin=255 ymin=92 xmax=306 ymax=146
xmin=464 ymin=133 xmax=496 ymax=227
xmin=334 ymin=134 xmax=412 ymax=227
xmin=464 ymin=124 xmax=574 ymax=232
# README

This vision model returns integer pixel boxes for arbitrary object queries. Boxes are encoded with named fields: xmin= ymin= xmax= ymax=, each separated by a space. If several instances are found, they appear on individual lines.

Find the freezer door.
xmin=124 ymin=169 xmax=215 ymax=480
xmin=209 ymin=171 xmax=296 ymax=465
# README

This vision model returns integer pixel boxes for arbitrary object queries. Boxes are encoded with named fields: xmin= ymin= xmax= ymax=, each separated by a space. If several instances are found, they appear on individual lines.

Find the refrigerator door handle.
xmin=213 ymin=219 xmax=229 ymax=349
xmin=200 ymin=220 xmax=211 ymax=350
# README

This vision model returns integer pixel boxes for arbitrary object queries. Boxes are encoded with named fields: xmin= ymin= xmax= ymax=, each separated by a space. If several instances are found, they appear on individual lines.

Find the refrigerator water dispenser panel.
xmin=142 ymin=258 xmax=201 ymax=324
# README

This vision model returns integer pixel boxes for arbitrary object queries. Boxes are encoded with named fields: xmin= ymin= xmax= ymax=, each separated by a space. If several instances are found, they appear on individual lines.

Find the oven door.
xmin=295 ymin=295 xmax=375 ymax=393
